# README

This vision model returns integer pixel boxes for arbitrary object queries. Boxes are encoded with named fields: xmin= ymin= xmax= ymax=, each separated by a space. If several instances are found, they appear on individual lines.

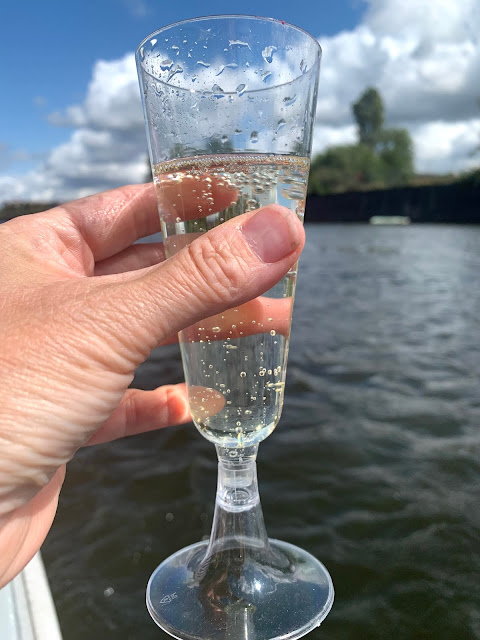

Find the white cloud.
xmin=48 ymin=54 xmax=144 ymax=131
xmin=0 ymin=55 xmax=148 ymax=204
xmin=412 ymin=119 xmax=480 ymax=174
xmin=33 ymin=96 xmax=47 ymax=108
xmin=123 ymin=0 xmax=149 ymax=18
xmin=312 ymin=0 xmax=480 ymax=171
xmin=1 ymin=0 xmax=479 ymax=205
xmin=0 ymin=176 xmax=26 ymax=202
xmin=312 ymin=125 xmax=357 ymax=154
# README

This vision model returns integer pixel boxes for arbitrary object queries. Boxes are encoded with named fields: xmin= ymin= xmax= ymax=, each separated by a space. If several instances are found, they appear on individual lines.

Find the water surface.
xmin=43 ymin=224 xmax=480 ymax=639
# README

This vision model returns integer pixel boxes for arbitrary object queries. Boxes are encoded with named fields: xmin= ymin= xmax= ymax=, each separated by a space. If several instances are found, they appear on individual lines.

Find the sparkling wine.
xmin=153 ymin=153 xmax=309 ymax=447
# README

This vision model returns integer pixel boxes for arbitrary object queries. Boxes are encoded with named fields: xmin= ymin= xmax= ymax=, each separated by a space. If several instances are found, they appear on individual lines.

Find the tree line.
xmin=308 ymin=87 xmax=415 ymax=195
xmin=1 ymin=86 xmax=478 ymax=221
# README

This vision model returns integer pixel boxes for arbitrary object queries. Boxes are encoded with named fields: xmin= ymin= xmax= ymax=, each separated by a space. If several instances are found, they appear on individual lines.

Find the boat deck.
xmin=0 ymin=552 xmax=62 ymax=640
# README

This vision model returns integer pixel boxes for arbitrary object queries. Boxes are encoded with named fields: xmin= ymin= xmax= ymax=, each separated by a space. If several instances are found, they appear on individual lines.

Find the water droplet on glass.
xmin=283 ymin=94 xmax=297 ymax=106
xmin=262 ymin=45 xmax=277 ymax=63
xmin=226 ymin=62 xmax=238 ymax=69
xmin=282 ymin=187 xmax=305 ymax=200
xmin=191 ymin=75 xmax=198 ymax=82
xmin=261 ymin=71 xmax=272 ymax=82
xmin=229 ymin=40 xmax=251 ymax=49
xmin=197 ymin=60 xmax=210 ymax=67
xmin=167 ymin=65 xmax=183 ymax=82
xmin=234 ymin=128 xmax=242 ymax=134
xmin=150 ymin=38 xmax=157 ymax=46
xmin=236 ymin=84 xmax=246 ymax=97
xmin=276 ymin=119 xmax=286 ymax=133
xmin=212 ymin=84 xmax=225 ymax=98
xmin=250 ymin=131 xmax=259 ymax=143
xmin=216 ymin=65 xmax=225 ymax=76
xmin=270 ymin=329 xmax=276 ymax=336
xmin=221 ymin=135 xmax=229 ymax=144
xmin=212 ymin=326 xmax=220 ymax=332
xmin=240 ymin=372 xmax=247 ymax=378
xmin=160 ymin=58 xmax=173 ymax=71
xmin=300 ymin=58 xmax=308 ymax=74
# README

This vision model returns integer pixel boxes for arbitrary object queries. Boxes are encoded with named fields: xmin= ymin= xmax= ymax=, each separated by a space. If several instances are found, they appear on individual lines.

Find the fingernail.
xmin=241 ymin=206 xmax=301 ymax=263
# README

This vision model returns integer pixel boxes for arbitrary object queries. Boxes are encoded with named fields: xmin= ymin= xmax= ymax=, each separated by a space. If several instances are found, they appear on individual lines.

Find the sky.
xmin=0 ymin=0 xmax=479 ymax=204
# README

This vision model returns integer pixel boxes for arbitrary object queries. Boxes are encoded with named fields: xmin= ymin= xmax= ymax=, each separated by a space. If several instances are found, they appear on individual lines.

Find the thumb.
xmin=106 ymin=204 xmax=304 ymax=358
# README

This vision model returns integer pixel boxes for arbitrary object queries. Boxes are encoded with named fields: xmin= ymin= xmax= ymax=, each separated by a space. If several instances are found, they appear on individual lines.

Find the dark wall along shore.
xmin=1 ymin=178 xmax=479 ymax=224
xmin=306 ymin=180 xmax=480 ymax=224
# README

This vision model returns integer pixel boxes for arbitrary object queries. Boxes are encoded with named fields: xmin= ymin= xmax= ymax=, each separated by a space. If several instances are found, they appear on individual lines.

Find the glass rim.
xmin=136 ymin=14 xmax=322 ymax=93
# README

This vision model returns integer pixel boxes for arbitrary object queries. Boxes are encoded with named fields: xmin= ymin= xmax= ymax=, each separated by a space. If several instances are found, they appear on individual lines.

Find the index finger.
xmin=155 ymin=174 xmax=238 ymax=223
xmin=56 ymin=183 xmax=160 ymax=262
xmin=56 ymin=174 xmax=238 ymax=263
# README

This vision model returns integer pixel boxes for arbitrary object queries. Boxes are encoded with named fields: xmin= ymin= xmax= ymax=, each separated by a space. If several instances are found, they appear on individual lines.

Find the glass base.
xmin=146 ymin=538 xmax=334 ymax=640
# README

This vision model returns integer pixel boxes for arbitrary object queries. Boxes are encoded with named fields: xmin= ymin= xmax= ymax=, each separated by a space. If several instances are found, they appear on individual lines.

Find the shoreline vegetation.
xmin=1 ymin=88 xmax=478 ymax=224
xmin=1 ymin=170 xmax=479 ymax=225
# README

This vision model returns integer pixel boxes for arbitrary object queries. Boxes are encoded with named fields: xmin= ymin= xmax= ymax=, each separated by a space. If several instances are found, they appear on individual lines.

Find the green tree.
xmin=376 ymin=128 xmax=414 ymax=185
xmin=206 ymin=136 xmax=234 ymax=154
xmin=352 ymin=87 xmax=384 ymax=148
xmin=310 ymin=87 xmax=415 ymax=194
xmin=309 ymin=143 xmax=384 ymax=194
xmin=145 ymin=156 xmax=153 ymax=182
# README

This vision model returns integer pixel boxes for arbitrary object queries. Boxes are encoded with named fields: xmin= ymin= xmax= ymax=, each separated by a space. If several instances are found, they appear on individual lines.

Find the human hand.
xmin=0 ymin=182 xmax=304 ymax=586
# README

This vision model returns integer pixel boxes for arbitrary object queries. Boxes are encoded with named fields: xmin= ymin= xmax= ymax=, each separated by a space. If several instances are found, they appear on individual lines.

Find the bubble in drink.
xmin=153 ymin=153 xmax=309 ymax=447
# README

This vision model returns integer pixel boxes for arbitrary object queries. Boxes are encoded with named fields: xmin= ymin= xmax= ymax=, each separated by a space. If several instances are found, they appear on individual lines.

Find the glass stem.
xmin=193 ymin=445 xmax=271 ymax=637
xmin=206 ymin=444 xmax=269 ymax=555
xmin=195 ymin=444 xmax=271 ymax=588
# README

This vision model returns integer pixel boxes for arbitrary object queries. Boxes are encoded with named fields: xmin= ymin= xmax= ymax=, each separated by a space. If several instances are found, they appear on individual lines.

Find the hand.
xmin=0 ymin=182 xmax=304 ymax=586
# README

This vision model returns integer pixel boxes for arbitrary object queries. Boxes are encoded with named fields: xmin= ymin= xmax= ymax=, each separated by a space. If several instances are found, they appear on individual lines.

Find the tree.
xmin=145 ymin=155 xmax=153 ymax=182
xmin=376 ymin=128 xmax=414 ymax=185
xmin=310 ymin=87 xmax=415 ymax=194
xmin=309 ymin=144 xmax=384 ymax=194
xmin=352 ymin=88 xmax=384 ymax=148
xmin=206 ymin=136 xmax=234 ymax=154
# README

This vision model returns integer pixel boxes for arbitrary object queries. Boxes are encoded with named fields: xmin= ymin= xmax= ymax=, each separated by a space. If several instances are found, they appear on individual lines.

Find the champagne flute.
xmin=136 ymin=16 xmax=333 ymax=640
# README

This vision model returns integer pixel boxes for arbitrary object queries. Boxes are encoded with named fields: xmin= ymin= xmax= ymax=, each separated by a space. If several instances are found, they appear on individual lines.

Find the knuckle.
xmin=122 ymin=390 xmax=140 ymax=431
xmin=185 ymin=234 xmax=249 ymax=304
xmin=0 ymin=427 xmax=61 ymax=516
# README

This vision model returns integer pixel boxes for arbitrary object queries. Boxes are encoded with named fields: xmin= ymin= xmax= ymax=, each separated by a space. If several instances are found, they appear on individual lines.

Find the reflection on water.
xmin=43 ymin=225 xmax=480 ymax=640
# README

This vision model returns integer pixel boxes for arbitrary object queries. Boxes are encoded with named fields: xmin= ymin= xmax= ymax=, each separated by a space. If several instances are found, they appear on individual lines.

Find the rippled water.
xmin=43 ymin=225 xmax=480 ymax=640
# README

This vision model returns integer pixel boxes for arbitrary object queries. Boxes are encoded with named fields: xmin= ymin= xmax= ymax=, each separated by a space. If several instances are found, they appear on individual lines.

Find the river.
xmin=43 ymin=224 xmax=480 ymax=640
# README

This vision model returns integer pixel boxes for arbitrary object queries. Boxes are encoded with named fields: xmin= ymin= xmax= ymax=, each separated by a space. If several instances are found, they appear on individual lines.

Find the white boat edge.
xmin=369 ymin=215 xmax=411 ymax=225
xmin=0 ymin=551 xmax=63 ymax=640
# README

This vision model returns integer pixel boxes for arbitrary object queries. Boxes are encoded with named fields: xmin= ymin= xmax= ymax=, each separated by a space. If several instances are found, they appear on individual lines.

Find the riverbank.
xmin=42 ymin=225 xmax=480 ymax=640
xmin=1 ymin=172 xmax=479 ymax=224
xmin=306 ymin=178 xmax=480 ymax=223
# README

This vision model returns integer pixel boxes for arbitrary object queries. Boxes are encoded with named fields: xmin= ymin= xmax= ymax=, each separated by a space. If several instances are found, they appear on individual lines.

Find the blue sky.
xmin=0 ymin=0 xmax=479 ymax=203
xmin=0 ymin=0 xmax=364 ymax=175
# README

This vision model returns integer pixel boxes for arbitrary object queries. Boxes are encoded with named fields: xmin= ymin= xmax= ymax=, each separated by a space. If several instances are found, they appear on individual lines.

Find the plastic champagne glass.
xmin=136 ymin=15 xmax=333 ymax=640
